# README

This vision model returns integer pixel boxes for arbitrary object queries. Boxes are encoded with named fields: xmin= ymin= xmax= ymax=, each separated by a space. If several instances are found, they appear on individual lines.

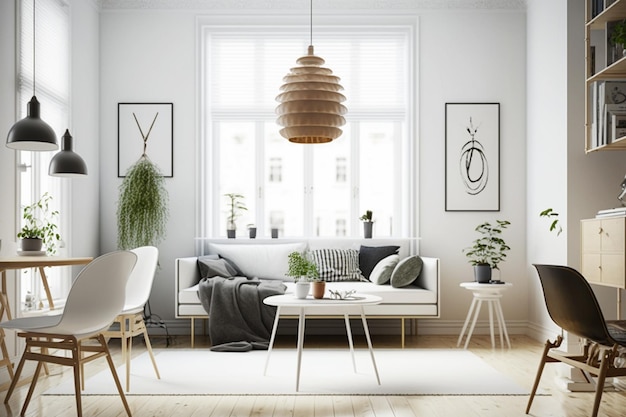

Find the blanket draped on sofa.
xmin=198 ymin=276 xmax=286 ymax=351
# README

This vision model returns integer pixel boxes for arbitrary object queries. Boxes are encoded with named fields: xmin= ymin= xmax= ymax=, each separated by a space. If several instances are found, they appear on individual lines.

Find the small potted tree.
xmin=611 ymin=20 xmax=626 ymax=61
xmin=463 ymin=220 xmax=511 ymax=283
xmin=224 ymin=193 xmax=247 ymax=238
xmin=360 ymin=210 xmax=374 ymax=239
xmin=17 ymin=192 xmax=61 ymax=255
xmin=286 ymin=251 xmax=320 ymax=299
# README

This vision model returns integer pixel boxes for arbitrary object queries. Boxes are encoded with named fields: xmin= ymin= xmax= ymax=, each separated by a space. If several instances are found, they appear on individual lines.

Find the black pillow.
xmin=359 ymin=245 xmax=400 ymax=280
xmin=197 ymin=255 xmax=237 ymax=279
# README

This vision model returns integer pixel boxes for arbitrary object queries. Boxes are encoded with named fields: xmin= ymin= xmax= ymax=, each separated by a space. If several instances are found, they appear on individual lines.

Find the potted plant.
xmin=224 ymin=193 xmax=247 ymax=238
xmin=286 ymin=251 xmax=319 ymax=299
xmin=360 ymin=210 xmax=374 ymax=239
xmin=463 ymin=220 xmax=511 ymax=283
xmin=611 ymin=19 xmax=626 ymax=60
xmin=247 ymin=224 xmax=257 ymax=239
xmin=17 ymin=192 xmax=61 ymax=255
xmin=117 ymin=157 xmax=169 ymax=250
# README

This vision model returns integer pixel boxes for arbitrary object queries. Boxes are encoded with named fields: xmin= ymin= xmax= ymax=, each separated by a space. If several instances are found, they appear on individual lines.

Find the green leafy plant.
xmin=611 ymin=20 xmax=626 ymax=48
xmin=359 ymin=210 xmax=373 ymax=222
xmin=225 ymin=193 xmax=247 ymax=230
xmin=117 ymin=157 xmax=169 ymax=250
xmin=539 ymin=208 xmax=562 ymax=236
xmin=286 ymin=251 xmax=319 ymax=282
xmin=464 ymin=220 xmax=511 ymax=270
xmin=17 ymin=192 xmax=61 ymax=255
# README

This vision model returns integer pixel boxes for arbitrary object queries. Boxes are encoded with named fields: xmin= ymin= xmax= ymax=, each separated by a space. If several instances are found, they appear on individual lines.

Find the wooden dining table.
xmin=0 ymin=255 xmax=92 ymax=389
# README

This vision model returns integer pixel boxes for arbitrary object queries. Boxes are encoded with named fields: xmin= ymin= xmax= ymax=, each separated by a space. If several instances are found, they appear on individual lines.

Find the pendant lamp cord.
xmin=32 ymin=0 xmax=36 ymax=96
xmin=309 ymin=0 xmax=313 ymax=46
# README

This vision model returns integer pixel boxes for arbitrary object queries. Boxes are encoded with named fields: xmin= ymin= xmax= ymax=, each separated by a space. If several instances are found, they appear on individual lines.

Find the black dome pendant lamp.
xmin=49 ymin=130 xmax=87 ymax=177
xmin=6 ymin=0 xmax=58 ymax=151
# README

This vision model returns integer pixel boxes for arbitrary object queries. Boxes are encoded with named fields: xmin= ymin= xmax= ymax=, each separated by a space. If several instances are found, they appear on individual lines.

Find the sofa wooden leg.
xmin=190 ymin=317 xmax=195 ymax=348
xmin=401 ymin=318 xmax=405 ymax=349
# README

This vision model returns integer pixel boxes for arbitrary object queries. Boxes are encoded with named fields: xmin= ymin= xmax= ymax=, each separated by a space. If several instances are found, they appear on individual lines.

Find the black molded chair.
xmin=528 ymin=264 xmax=626 ymax=417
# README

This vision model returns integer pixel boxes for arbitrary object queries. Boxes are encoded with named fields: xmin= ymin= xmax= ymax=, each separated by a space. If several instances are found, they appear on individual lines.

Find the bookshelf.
xmin=586 ymin=0 xmax=626 ymax=151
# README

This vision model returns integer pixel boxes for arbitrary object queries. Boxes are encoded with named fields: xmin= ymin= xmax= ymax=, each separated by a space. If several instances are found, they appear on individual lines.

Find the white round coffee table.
xmin=263 ymin=293 xmax=382 ymax=391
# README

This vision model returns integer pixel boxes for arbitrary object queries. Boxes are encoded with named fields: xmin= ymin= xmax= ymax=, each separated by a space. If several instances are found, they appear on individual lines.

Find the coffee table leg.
xmin=296 ymin=307 xmax=305 ymax=391
xmin=360 ymin=306 xmax=380 ymax=385
xmin=264 ymin=306 xmax=281 ymax=375
xmin=344 ymin=313 xmax=356 ymax=372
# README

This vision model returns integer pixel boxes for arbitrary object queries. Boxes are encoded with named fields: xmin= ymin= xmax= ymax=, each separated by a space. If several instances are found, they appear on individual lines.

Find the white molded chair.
xmin=0 ymin=250 xmax=137 ymax=417
xmin=102 ymin=246 xmax=160 ymax=391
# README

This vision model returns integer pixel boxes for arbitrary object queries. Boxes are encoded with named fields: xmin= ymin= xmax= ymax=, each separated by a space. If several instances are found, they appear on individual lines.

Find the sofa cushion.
xmin=310 ymin=249 xmax=365 ymax=282
xmin=359 ymin=245 xmax=400 ymax=280
xmin=370 ymin=254 xmax=400 ymax=285
xmin=197 ymin=256 xmax=237 ymax=278
xmin=208 ymin=242 xmax=307 ymax=280
xmin=390 ymin=255 xmax=423 ymax=288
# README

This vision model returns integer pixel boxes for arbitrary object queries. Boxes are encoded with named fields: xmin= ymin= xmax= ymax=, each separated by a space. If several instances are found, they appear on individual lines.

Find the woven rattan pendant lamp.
xmin=6 ymin=0 xmax=58 ymax=151
xmin=275 ymin=0 xmax=347 ymax=144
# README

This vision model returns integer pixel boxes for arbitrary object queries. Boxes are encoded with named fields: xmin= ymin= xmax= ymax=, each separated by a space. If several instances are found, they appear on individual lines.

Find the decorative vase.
xmin=312 ymin=281 xmax=326 ymax=299
xmin=363 ymin=221 xmax=373 ymax=239
xmin=474 ymin=264 xmax=492 ymax=283
xmin=20 ymin=238 xmax=43 ymax=252
xmin=295 ymin=281 xmax=310 ymax=299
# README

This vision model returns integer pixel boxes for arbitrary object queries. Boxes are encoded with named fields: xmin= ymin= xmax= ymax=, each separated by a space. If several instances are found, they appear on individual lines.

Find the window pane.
xmin=312 ymin=130 xmax=352 ymax=237
xmin=264 ymin=123 xmax=303 ymax=237
xmin=359 ymin=122 xmax=396 ymax=237
xmin=218 ymin=122 xmax=256 ymax=236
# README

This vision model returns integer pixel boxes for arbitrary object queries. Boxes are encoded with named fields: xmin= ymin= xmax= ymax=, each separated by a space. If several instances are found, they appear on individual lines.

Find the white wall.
xmin=99 ymin=4 xmax=529 ymax=334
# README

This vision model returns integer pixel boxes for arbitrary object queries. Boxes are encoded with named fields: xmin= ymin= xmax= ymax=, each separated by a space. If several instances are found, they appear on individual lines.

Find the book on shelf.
xmin=596 ymin=207 xmax=626 ymax=218
xmin=611 ymin=111 xmax=626 ymax=142
xmin=591 ymin=80 xmax=626 ymax=147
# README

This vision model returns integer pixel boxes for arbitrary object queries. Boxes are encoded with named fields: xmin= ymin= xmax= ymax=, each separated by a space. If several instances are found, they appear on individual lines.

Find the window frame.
xmin=196 ymin=14 xmax=418 ymax=241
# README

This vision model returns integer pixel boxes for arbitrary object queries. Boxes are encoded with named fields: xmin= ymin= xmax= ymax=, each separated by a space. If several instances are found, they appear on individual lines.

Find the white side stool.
xmin=457 ymin=282 xmax=512 ymax=349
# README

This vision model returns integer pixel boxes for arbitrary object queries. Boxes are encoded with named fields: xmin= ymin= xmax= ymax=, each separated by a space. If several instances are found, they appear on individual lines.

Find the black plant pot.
xmin=21 ymin=238 xmax=43 ymax=252
xmin=474 ymin=264 xmax=492 ymax=283
xmin=226 ymin=229 xmax=236 ymax=239
xmin=363 ymin=221 xmax=373 ymax=239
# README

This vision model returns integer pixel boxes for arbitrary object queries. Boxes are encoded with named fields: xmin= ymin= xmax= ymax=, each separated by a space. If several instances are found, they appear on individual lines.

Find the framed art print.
xmin=118 ymin=102 xmax=173 ymax=177
xmin=445 ymin=102 xmax=500 ymax=211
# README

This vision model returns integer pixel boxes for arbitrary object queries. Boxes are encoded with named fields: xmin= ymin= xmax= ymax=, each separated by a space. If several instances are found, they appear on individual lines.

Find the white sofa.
xmin=175 ymin=238 xmax=440 ymax=347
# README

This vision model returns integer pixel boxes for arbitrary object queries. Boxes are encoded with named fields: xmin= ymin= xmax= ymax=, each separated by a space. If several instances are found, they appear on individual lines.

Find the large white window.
xmin=17 ymin=0 xmax=71 ymax=309
xmin=198 ymin=16 xmax=416 ymax=239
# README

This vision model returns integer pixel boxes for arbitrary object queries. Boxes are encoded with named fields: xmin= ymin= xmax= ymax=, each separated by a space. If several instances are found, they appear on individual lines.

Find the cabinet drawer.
xmin=581 ymin=219 xmax=602 ymax=252
xmin=601 ymin=254 xmax=626 ymax=287
xmin=601 ymin=217 xmax=625 ymax=252
xmin=581 ymin=253 xmax=602 ymax=284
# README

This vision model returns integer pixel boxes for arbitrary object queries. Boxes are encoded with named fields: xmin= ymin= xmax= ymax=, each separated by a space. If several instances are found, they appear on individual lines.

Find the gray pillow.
xmin=370 ymin=254 xmax=400 ymax=285
xmin=390 ymin=255 xmax=423 ymax=288
xmin=197 ymin=256 xmax=238 ymax=279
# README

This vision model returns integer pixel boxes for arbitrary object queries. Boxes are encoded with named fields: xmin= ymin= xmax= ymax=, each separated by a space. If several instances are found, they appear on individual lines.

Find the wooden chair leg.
xmin=72 ymin=345 xmax=83 ymax=417
xmin=526 ymin=337 xmax=560 ymax=414
xmin=139 ymin=318 xmax=160 ymax=380
xmin=4 ymin=346 xmax=28 ymax=403
xmin=98 ymin=334 xmax=132 ymax=416
xmin=21 ymin=361 xmax=43 ymax=416
xmin=591 ymin=352 xmax=612 ymax=417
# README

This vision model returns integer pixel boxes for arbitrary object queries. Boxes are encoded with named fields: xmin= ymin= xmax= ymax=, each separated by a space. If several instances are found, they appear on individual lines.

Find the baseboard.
xmin=149 ymin=317 xmax=537 ymax=338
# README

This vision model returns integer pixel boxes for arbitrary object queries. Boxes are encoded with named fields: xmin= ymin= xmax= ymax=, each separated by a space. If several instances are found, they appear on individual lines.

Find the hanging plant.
xmin=116 ymin=111 xmax=169 ymax=250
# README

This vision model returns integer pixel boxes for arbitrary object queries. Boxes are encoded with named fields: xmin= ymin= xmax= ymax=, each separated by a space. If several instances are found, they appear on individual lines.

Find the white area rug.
xmin=44 ymin=348 xmax=533 ymax=396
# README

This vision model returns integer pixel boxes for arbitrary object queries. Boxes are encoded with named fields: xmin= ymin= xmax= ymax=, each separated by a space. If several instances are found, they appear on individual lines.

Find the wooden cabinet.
xmin=580 ymin=216 xmax=626 ymax=288
xmin=585 ymin=0 xmax=626 ymax=152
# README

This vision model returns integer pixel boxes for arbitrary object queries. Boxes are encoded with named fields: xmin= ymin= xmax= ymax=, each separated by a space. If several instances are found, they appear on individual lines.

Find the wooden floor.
xmin=1 ymin=333 xmax=626 ymax=417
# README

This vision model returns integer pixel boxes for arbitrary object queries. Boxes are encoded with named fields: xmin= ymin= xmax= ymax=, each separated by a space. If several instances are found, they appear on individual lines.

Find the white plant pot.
xmin=295 ymin=281 xmax=310 ymax=299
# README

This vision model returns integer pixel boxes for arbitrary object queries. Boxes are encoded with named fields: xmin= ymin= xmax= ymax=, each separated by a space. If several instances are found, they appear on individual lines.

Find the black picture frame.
xmin=118 ymin=102 xmax=173 ymax=178
xmin=445 ymin=102 xmax=500 ymax=212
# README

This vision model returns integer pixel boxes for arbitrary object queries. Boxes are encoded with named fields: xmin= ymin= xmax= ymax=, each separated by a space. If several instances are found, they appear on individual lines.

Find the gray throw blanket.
xmin=198 ymin=276 xmax=286 ymax=351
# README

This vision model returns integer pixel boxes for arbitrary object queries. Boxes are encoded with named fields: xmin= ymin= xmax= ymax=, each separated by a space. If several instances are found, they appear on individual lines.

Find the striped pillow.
xmin=311 ymin=249 xmax=366 ymax=282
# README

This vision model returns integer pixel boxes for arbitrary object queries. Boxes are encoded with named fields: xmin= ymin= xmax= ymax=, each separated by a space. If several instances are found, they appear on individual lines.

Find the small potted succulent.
xmin=224 ymin=193 xmax=247 ymax=238
xmin=359 ymin=210 xmax=374 ymax=239
xmin=286 ymin=251 xmax=319 ymax=299
xmin=463 ymin=220 xmax=511 ymax=283
xmin=17 ymin=192 xmax=61 ymax=255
